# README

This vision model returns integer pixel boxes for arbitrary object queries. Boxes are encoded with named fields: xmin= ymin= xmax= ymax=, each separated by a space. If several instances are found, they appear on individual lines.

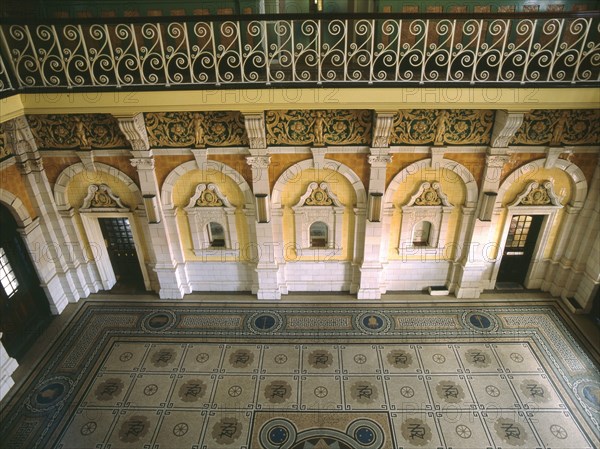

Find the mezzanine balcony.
xmin=0 ymin=11 xmax=598 ymax=97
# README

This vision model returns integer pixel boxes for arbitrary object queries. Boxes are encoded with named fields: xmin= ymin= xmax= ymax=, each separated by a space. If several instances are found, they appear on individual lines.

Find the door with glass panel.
xmin=0 ymin=205 xmax=51 ymax=359
xmin=497 ymin=215 xmax=543 ymax=285
xmin=98 ymin=217 xmax=145 ymax=291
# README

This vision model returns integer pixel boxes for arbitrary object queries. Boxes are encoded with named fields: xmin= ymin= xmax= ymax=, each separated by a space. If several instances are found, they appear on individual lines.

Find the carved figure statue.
xmin=192 ymin=113 xmax=205 ymax=148
xmin=550 ymin=111 xmax=568 ymax=146
xmin=313 ymin=112 xmax=325 ymax=146
xmin=433 ymin=110 xmax=448 ymax=146
xmin=74 ymin=117 xmax=91 ymax=148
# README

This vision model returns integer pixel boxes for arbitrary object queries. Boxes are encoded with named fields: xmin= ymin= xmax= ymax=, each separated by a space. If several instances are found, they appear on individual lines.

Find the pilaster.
xmin=4 ymin=117 xmax=82 ymax=311
xmin=117 ymin=113 xmax=188 ymax=298
xmin=357 ymin=151 xmax=392 ymax=300
xmin=453 ymin=110 xmax=525 ymax=298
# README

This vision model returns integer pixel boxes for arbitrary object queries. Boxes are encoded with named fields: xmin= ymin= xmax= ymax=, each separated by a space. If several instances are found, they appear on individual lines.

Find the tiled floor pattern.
xmin=1 ymin=300 xmax=599 ymax=449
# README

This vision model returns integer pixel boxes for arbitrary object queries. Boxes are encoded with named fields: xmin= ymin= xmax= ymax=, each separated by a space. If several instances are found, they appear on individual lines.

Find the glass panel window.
xmin=310 ymin=221 xmax=328 ymax=248
xmin=0 ymin=247 xmax=19 ymax=298
xmin=208 ymin=222 xmax=225 ymax=247
xmin=507 ymin=215 xmax=532 ymax=249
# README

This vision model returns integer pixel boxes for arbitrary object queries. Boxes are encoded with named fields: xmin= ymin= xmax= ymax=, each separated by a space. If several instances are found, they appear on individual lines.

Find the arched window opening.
xmin=412 ymin=221 xmax=432 ymax=247
xmin=207 ymin=222 xmax=225 ymax=247
xmin=310 ymin=221 xmax=328 ymax=248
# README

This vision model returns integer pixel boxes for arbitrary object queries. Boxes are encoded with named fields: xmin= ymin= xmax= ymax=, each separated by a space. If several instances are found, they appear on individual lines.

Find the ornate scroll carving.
xmin=406 ymin=182 xmax=452 ymax=207
xmin=0 ymin=123 xmax=12 ymax=160
xmin=296 ymin=182 xmax=343 ymax=207
xmin=391 ymin=110 xmax=494 ymax=146
xmin=81 ymin=184 xmax=128 ymax=210
xmin=509 ymin=181 xmax=562 ymax=207
xmin=511 ymin=110 xmax=600 ymax=146
xmin=27 ymin=114 xmax=128 ymax=150
xmin=144 ymin=112 xmax=248 ymax=148
xmin=185 ymin=184 xmax=232 ymax=208
xmin=265 ymin=110 xmax=372 ymax=146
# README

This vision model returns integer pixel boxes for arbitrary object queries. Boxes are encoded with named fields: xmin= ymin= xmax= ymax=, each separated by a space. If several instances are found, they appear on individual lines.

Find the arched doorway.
xmin=0 ymin=205 xmax=52 ymax=360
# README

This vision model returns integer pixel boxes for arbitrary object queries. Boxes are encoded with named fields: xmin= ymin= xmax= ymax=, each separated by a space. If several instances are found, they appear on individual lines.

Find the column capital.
xmin=16 ymin=157 xmax=43 ymax=175
xmin=246 ymin=155 xmax=271 ymax=168
xmin=368 ymin=154 xmax=392 ymax=166
xmin=130 ymin=157 xmax=155 ymax=170
xmin=485 ymin=154 xmax=510 ymax=168
xmin=3 ymin=116 xmax=39 ymax=160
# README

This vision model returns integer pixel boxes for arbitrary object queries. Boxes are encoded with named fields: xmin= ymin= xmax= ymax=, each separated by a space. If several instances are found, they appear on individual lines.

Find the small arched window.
xmin=207 ymin=222 xmax=225 ymax=247
xmin=310 ymin=221 xmax=328 ymax=248
xmin=412 ymin=221 xmax=431 ymax=247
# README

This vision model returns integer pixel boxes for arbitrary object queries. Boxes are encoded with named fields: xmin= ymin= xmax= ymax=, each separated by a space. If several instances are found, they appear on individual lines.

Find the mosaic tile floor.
xmin=1 ymin=299 xmax=599 ymax=449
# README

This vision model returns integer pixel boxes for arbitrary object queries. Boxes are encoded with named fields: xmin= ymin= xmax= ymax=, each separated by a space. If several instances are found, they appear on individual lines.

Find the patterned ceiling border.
xmin=511 ymin=109 xmax=600 ymax=146
xmin=144 ymin=111 xmax=248 ymax=148
xmin=265 ymin=110 xmax=372 ymax=146
xmin=27 ymin=114 xmax=128 ymax=150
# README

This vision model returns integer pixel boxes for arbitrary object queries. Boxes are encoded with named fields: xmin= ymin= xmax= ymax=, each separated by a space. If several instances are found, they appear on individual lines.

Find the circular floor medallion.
xmin=248 ymin=311 xmax=283 ymax=334
xmin=28 ymin=376 xmax=73 ymax=411
xmin=356 ymin=311 xmax=391 ymax=334
xmin=141 ymin=310 xmax=176 ymax=332
xmin=461 ymin=311 xmax=499 ymax=333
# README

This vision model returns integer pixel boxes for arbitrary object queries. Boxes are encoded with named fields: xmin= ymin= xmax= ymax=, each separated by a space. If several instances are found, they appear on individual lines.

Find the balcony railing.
xmin=0 ymin=12 xmax=598 ymax=97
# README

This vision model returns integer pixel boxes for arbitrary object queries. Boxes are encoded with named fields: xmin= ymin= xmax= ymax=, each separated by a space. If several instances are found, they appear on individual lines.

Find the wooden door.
xmin=0 ymin=206 xmax=51 ymax=360
xmin=497 ymin=215 xmax=543 ymax=285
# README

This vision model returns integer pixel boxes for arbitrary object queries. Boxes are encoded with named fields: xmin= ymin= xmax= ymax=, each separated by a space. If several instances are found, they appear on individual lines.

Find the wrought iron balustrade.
xmin=0 ymin=12 xmax=598 ymax=96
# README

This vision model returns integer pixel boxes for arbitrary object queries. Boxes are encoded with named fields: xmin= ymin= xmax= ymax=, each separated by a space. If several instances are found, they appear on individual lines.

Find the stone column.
xmin=244 ymin=112 xmax=282 ymax=300
xmin=4 ymin=117 xmax=85 ymax=313
xmin=357 ymin=111 xmax=394 ymax=299
xmin=454 ymin=110 xmax=525 ymax=298
xmin=117 ymin=113 xmax=187 ymax=299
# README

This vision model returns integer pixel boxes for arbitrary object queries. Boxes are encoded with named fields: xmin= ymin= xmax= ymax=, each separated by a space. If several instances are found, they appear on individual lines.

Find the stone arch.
xmin=0 ymin=189 xmax=33 ymax=227
xmin=384 ymin=158 xmax=478 ymax=207
xmin=161 ymin=160 xmax=254 ymax=209
xmin=497 ymin=158 xmax=587 ymax=207
xmin=54 ymin=162 xmax=142 ymax=209
xmin=271 ymin=159 xmax=367 ymax=208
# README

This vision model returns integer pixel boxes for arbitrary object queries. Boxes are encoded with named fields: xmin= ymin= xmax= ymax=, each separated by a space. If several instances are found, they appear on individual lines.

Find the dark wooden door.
xmin=497 ymin=215 xmax=543 ymax=285
xmin=0 ymin=206 xmax=51 ymax=360
xmin=98 ymin=217 xmax=145 ymax=291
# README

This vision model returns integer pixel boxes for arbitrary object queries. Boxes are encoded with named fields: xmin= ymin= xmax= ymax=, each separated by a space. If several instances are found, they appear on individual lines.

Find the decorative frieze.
xmin=265 ymin=110 xmax=372 ymax=146
xmin=511 ymin=109 xmax=600 ymax=145
xmin=391 ymin=109 xmax=494 ymax=146
xmin=144 ymin=112 xmax=248 ymax=148
xmin=27 ymin=114 xmax=128 ymax=150
xmin=0 ymin=123 xmax=12 ymax=160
